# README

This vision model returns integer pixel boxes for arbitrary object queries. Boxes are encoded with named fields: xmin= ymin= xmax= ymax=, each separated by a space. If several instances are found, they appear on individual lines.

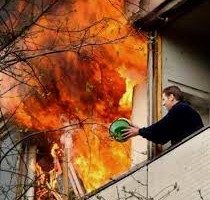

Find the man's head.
xmin=162 ymin=86 xmax=183 ymax=110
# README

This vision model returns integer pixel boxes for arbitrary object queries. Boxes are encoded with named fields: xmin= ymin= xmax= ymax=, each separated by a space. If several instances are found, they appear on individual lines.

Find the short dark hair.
xmin=163 ymin=86 xmax=184 ymax=101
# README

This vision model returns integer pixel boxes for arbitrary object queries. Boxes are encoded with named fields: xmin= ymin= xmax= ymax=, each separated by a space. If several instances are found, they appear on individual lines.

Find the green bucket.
xmin=109 ymin=118 xmax=130 ymax=142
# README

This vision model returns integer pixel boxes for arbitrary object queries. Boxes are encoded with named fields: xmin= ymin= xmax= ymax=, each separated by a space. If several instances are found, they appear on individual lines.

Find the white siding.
xmin=148 ymin=128 xmax=210 ymax=200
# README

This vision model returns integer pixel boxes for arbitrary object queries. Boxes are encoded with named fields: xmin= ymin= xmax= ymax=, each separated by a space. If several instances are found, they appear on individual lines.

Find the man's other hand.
xmin=121 ymin=126 xmax=139 ymax=140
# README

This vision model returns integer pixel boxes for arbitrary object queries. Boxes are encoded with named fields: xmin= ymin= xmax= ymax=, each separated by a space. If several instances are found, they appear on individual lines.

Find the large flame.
xmin=0 ymin=0 xmax=147 ymax=194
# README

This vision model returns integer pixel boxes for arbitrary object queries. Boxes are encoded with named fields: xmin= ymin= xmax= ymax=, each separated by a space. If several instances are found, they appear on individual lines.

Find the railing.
xmin=87 ymin=126 xmax=210 ymax=200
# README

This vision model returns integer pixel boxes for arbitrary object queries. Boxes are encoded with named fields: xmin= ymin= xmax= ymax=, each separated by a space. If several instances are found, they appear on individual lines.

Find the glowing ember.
xmin=0 ymin=0 xmax=147 ymax=195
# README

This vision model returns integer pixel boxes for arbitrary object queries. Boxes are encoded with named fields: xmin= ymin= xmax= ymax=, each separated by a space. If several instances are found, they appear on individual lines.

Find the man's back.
xmin=169 ymin=101 xmax=204 ymax=144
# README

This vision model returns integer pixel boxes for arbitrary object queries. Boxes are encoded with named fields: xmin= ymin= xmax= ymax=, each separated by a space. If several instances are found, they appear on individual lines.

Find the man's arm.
xmin=122 ymin=111 xmax=178 ymax=144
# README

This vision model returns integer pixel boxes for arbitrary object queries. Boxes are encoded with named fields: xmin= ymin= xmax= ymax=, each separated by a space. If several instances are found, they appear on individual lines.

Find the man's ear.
xmin=169 ymin=94 xmax=175 ymax=101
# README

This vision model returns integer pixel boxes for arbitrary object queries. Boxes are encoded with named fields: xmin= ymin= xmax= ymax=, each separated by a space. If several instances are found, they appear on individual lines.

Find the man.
xmin=122 ymin=86 xmax=204 ymax=145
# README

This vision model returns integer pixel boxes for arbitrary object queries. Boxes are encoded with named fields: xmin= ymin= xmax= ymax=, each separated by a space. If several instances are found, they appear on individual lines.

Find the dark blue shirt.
xmin=140 ymin=101 xmax=204 ymax=145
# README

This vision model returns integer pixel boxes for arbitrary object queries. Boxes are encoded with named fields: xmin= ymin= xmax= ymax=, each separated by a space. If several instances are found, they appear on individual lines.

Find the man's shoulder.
xmin=171 ymin=101 xmax=191 ymax=112
xmin=176 ymin=101 xmax=190 ymax=107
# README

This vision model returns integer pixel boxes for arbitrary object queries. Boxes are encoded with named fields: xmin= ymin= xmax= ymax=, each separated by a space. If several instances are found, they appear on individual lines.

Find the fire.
xmin=50 ymin=143 xmax=62 ymax=189
xmin=35 ymin=143 xmax=63 ymax=199
xmin=36 ymin=163 xmax=46 ymax=187
xmin=75 ymin=156 xmax=108 ymax=190
xmin=119 ymin=78 xmax=135 ymax=109
xmin=0 ymin=0 xmax=147 ymax=196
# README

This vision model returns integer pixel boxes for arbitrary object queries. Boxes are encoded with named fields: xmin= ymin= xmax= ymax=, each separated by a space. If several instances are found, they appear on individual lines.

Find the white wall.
xmin=162 ymin=33 xmax=210 ymax=94
xmin=161 ymin=0 xmax=210 ymax=94
xmin=148 ymin=128 xmax=210 ymax=200
xmin=131 ymin=82 xmax=148 ymax=165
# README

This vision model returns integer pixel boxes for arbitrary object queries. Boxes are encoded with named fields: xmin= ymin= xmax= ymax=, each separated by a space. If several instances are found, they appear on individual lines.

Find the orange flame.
xmin=0 ymin=0 xmax=147 ymax=194
xmin=35 ymin=163 xmax=47 ymax=199
xmin=35 ymin=143 xmax=63 ymax=199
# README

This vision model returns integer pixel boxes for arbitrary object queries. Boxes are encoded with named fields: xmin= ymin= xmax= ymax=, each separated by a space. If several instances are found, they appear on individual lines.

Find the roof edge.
xmin=131 ymin=0 xmax=206 ymax=31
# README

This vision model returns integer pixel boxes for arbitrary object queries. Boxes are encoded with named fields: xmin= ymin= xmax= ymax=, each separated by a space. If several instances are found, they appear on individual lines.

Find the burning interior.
xmin=0 ymin=0 xmax=147 ymax=199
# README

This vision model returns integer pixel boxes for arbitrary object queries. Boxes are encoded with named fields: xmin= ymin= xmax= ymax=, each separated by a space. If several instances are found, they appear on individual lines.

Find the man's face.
xmin=162 ymin=93 xmax=174 ymax=111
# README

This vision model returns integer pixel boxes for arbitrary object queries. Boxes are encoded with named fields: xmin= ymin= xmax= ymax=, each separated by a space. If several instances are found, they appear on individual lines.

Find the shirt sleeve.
xmin=139 ymin=110 xmax=178 ymax=144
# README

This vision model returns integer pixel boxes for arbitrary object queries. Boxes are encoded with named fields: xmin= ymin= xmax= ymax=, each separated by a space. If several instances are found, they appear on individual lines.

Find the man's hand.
xmin=121 ymin=125 xmax=140 ymax=140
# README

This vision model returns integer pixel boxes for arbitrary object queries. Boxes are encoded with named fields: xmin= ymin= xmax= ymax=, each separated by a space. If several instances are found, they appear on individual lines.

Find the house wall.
xmin=0 ymin=128 xmax=20 ymax=199
xmin=131 ymin=82 xmax=148 ymax=165
xmin=88 ymin=127 xmax=210 ymax=200
xmin=0 ymin=128 xmax=37 ymax=200
xmin=162 ymin=30 xmax=210 ymax=94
